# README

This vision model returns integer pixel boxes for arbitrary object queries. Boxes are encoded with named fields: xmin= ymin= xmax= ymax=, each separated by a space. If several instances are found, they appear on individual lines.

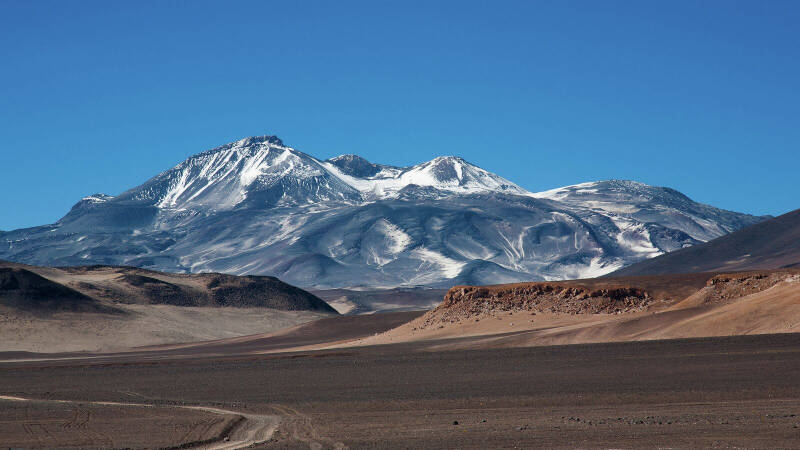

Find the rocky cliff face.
xmin=423 ymin=282 xmax=654 ymax=325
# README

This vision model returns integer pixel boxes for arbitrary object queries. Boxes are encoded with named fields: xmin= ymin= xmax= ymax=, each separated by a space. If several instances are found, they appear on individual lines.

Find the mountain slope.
xmin=0 ymin=266 xmax=119 ymax=313
xmin=609 ymin=208 xmax=800 ymax=276
xmin=0 ymin=135 xmax=765 ymax=288
xmin=115 ymin=136 xmax=363 ymax=210
xmin=0 ymin=261 xmax=336 ymax=313
xmin=322 ymin=154 xmax=529 ymax=200
xmin=531 ymin=180 xmax=760 ymax=243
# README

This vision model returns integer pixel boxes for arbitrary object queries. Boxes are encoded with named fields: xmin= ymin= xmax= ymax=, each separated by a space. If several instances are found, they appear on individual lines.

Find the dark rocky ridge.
xmin=326 ymin=154 xmax=394 ymax=178
xmin=1 ymin=261 xmax=338 ymax=314
xmin=0 ymin=267 xmax=121 ymax=313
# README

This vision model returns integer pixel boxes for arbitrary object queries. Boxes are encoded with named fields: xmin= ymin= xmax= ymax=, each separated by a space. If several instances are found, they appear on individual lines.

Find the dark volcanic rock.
xmin=203 ymin=273 xmax=338 ymax=312
xmin=0 ymin=268 xmax=120 ymax=313
xmin=0 ymin=261 xmax=338 ymax=314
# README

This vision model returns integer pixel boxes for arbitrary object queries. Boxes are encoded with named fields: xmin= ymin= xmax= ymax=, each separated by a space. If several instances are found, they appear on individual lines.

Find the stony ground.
xmin=2 ymin=332 xmax=800 ymax=448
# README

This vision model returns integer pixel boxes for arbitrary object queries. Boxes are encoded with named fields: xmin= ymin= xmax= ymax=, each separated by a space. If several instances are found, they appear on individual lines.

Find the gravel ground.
xmin=2 ymin=332 xmax=800 ymax=448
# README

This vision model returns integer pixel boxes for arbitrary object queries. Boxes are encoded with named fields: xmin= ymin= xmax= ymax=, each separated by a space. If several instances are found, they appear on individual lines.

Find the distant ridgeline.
xmin=0 ymin=135 xmax=765 ymax=288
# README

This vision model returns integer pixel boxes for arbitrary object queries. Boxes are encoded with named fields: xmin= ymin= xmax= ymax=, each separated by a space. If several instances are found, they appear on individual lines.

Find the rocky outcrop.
xmin=419 ymin=282 xmax=654 ymax=328
xmin=418 ymin=269 xmax=800 ymax=330
xmin=675 ymin=270 xmax=800 ymax=308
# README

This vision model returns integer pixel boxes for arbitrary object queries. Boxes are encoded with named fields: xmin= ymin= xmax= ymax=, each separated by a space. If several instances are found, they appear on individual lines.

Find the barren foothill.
xmin=0 ymin=260 xmax=337 ymax=352
xmin=4 ymin=266 xmax=800 ymax=447
xmin=352 ymin=269 xmax=800 ymax=351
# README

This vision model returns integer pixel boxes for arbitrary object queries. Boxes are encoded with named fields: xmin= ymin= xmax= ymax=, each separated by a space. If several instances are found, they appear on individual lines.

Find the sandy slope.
xmin=350 ymin=270 xmax=800 ymax=351
xmin=0 ymin=260 xmax=338 ymax=352
xmin=0 ymin=304 xmax=329 ymax=353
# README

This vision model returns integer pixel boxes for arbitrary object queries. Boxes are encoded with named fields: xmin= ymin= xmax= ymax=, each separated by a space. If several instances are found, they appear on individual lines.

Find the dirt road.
xmin=3 ymin=332 xmax=800 ymax=447
xmin=0 ymin=394 xmax=280 ymax=449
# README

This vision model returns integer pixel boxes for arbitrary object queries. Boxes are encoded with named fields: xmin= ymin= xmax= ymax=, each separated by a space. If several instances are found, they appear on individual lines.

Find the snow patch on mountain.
xmin=118 ymin=136 xmax=362 ymax=211
xmin=410 ymin=247 xmax=467 ymax=283
xmin=322 ymin=155 xmax=528 ymax=200
xmin=0 ymin=134 xmax=767 ymax=288
xmin=362 ymin=219 xmax=412 ymax=267
xmin=530 ymin=179 xmax=758 ymax=244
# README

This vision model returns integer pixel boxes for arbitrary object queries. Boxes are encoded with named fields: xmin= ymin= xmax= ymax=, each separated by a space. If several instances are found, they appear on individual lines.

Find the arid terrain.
xmin=354 ymin=269 xmax=800 ymax=350
xmin=311 ymin=287 xmax=447 ymax=314
xmin=0 ymin=261 xmax=336 ymax=352
xmin=3 ymin=331 xmax=800 ymax=448
xmin=3 ymin=265 xmax=800 ymax=447
xmin=4 ymin=216 xmax=800 ymax=447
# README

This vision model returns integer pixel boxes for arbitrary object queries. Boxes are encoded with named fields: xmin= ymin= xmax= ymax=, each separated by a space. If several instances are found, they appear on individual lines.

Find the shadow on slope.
xmin=610 ymin=208 xmax=800 ymax=276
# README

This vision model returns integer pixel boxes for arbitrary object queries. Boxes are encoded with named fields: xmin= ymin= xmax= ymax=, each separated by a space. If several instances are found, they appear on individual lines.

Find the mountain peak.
xmin=69 ymin=193 xmax=114 ymax=211
xmin=319 ymin=153 xmax=528 ymax=199
xmin=2 ymin=134 xmax=766 ymax=289
xmin=83 ymin=193 xmax=114 ymax=202
xmin=238 ymin=135 xmax=284 ymax=147
xmin=532 ymin=179 xmax=693 ymax=206
xmin=116 ymin=135 xmax=362 ymax=210
xmin=326 ymin=154 xmax=390 ymax=178
xmin=529 ymin=179 xmax=764 ymax=243
xmin=429 ymin=155 xmax=467 ymax=163
xmin=400 ymin=155 xmax=527 ymax=195
xmin=329 ymin=154 xmax=368 ymax=163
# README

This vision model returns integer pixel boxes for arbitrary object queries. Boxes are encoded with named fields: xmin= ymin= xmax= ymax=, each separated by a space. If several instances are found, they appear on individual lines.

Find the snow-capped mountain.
xmin=531 ymin=180 xmax=749 ymax=242
xmin=0 ymin=135 xmax=766 ymax=288
xmin=116 ymin=136 xmax=362 ymax=210
xmin=322 ymin=153 xmax=529 ymax=201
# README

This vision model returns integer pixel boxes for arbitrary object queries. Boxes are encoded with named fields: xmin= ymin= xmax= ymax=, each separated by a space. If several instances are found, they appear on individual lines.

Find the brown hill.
xmin=0 ymin=262 xmax=337 ymax=313
xmin=359 ymin=269 xmax=800 ymax=349
xmin=610 ymin=208 xmax=800 ymax=276
xmin=415 ymin=273 xmax=713 ymax=327
xmin=0 ymin=267 xmax=120 ymax=313
xmin=0 ymin=261 xmax=338 ymax=352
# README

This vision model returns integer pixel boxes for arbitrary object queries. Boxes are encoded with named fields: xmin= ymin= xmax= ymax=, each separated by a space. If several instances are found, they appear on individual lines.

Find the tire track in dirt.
xmin=179 ymin=404 xmax=280 ymax=450
xmin=61 ymin=406 xmax=115 ymax=447
xmin=0 ymin=394 xmax=280 ymax=449
xmin=270 ymin=404 xmax=346 ymax=449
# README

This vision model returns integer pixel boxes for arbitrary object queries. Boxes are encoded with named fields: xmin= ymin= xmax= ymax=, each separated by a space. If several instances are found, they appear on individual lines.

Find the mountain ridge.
xmin=0 ymin=134 xmax=766 ymax=288
xmin=608 ymin=208 xmax=800 ymax=276
xmin=0 ymin=259 xmax=337 ymax=313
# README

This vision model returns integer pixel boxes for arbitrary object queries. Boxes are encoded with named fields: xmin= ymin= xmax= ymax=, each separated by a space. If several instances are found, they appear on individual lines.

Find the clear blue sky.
xmin=2 ymin=0 xmax=798 ymax=230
